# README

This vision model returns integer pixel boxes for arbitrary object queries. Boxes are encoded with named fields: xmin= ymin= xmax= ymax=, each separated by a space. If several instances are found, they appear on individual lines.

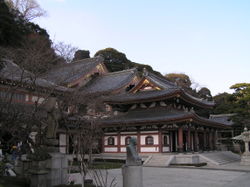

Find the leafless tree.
xmin=5 ymin=0 xmax=46 ymax=20
xmin=0 ymin=34 xmax=67 ymax=157
xmin=53 ymin=41 xmax=78 ymax=63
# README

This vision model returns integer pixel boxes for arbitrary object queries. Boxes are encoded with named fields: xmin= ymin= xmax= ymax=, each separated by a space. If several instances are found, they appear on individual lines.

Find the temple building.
xmin=1 ymin=57 xmax=231 ymax=154
xmin=100 ymin=70 xmax=230 ymax=153
xmin=41 ymin=57 xmax=230 ymax=154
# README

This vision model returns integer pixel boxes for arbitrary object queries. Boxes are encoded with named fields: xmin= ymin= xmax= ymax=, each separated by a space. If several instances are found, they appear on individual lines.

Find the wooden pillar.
xmin=102 ymin=135 xmax=105 ymax=153
xmin=214 ymin=130 xmax=218 ymax=150
xmin=187 ymin=126 xmax=191 ymax=152
xmin=194 ymin=127 xmax=199 ymax=152
xmin=203 ymin=129 xmax=207 ymax=151
xmin=137 ymin=131 xmax=141 ymax=153
xmin=117 ymin=132 xmax=121 ymax=153
xmin=178 ymin=126 xmax=183 ymax=152
xmin=159 ymin=130 xmax=163 ymax=153
xmin=209 ymin=130 xmax=213 ymax=151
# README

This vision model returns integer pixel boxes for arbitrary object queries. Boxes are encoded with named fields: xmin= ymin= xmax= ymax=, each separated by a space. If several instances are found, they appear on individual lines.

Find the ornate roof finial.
xmin=143 ymin=67 xmax=148 ymax=76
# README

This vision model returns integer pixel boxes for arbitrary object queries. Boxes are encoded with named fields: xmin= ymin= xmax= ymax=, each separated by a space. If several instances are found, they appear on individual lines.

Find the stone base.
xmin=241 ymin=153 xmax=250 ymax=165
xmin=122 ymin=165 xmax=143 ymax=187
xmin=29 ymin=170 xmax=49 ymax=187
xmin=172 ymin=154 xmax=199 ymax=164
xmin=47 ymin=152 xmax=68 ymax=187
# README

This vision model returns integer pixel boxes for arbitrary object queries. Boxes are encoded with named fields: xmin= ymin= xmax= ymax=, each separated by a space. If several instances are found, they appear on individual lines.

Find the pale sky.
xmin=36 ymin=0 xmax=250 ymax=96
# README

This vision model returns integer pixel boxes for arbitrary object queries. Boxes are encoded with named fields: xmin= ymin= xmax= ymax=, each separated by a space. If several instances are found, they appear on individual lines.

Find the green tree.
xmin=230 ymin=83 xmax=250 ymax=129
xmin=94 ymin=47 xmax=162 ymax=76
xmin=165 ymin=73 xmax=192 ymax=89
xmin=213 ymin=92 xmax=235 ymax=114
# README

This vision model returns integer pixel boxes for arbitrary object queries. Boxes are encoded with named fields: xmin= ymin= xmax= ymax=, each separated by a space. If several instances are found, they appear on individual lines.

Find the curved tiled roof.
xmin=115 ymin=70 xmax=215 ymax=108
xmin=145 ymin=72 xmax=177 ymax=89
xmin=0 ymin=60 xmax=70 ymax=92
xmin=41 ymin=56 xmax=104 ymax=85
xmin=80 ymin=68 xmax=138 ymax=94
xmin=104 ymin=88 xmax=214 ymax=108
xmin=101 ymin=108 xmax=230 ymax=129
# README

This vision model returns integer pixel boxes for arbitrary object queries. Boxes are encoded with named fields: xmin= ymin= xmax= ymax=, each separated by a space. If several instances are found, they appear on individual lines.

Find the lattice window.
xmin=125 ymin=136 xmax=131 ymax=145
xmin=107 ymin=137 xmax=115 ymax=145
xmin=145 ymin=136 xmax=154 ymax=145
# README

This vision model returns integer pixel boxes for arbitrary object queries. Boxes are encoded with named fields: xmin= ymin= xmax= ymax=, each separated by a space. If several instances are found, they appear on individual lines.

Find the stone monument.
xmin=233 ymin=127 xmax=250 ymax=165
xmin=122 ymin=137 xmax=143 ymax=187
xmin=29 ymin=96 xmax=68 ymax=187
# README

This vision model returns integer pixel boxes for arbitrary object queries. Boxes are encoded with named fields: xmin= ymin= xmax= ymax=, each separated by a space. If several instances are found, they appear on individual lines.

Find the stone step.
xmin=143 ymin=155 xmax=174 ymax=167
xmin=200 ymin=151 xmax=240 ymax=165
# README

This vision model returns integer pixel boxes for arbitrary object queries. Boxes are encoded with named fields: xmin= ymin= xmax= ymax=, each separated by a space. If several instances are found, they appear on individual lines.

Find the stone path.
xmin=71 ymin=166 xmax=250 ymax=187
xmin=105 ymin=167 xmax=248 ymax=187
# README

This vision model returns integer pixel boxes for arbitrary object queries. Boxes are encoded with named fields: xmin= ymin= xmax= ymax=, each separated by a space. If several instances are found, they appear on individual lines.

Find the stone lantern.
xmin=232 ymin=127 xmax=250 ymax=165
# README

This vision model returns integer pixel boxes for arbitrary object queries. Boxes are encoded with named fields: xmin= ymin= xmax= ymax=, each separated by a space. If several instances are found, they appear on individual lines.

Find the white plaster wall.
xmin=140 ymin=147 xmax=159 ymax=152
xmin=162 ymin=147 xmax=170 ymax=152
xmin=120 ymin=135 xmax=137 ymax=145
xmin=120 ymin=147 xmax=126 ymax=152
xmin=120 ymin=132 xmax=137 ymax=135
xmin=60 ymin=147 xmax=66 ymax=153
xmin=140 ymin=131 xmax=158 ymax=134
xmin=104 ymin=136 xmax=118 ymax=145
xmin=25 ymin=94 xmax=29 ymax=102
xmin=59 ymin=134 xmax=66 ymax=154
xmin=140 ymin=134 xmax=159 ymax=145
xmin=104 ymin=132 xmax=117 ymax=135
xmin=104 ymin=147 xmax=118 ymax=152
xmin=59 ymin=134 xmax=67 ymax=145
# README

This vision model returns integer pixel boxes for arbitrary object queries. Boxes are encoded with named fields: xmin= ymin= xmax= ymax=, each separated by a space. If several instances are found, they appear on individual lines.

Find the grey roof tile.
xmin=41 ymin=56 xmax=104 ymax=85
xmin=80 ymin=68 xmax=138 ymax=94
xmin=105 ymin=72 xmax=214 ymax=107
xmin=101 ymin=108 xmax=229 ymax=129
xmin=0 ymin=60 xmax=70 ymax=92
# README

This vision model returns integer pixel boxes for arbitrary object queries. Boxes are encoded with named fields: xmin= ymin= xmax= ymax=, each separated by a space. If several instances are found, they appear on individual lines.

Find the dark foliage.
xmin=73 ymin=50 xmax=90 ymax=61
xmin=94 ymin=48 xmax=162 ymax=76
xmin=0 ymin=1 xmax=49 ymax=47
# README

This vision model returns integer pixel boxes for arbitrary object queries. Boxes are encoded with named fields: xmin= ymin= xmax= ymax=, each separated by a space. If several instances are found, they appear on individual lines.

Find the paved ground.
xmin=105 ymin=167 xmax=249 ymax=187
xmin=71 ymin=165 xmax=250 ymax=187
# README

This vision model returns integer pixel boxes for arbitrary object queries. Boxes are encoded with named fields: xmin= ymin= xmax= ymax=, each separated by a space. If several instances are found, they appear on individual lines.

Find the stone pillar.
xmin=187 ymin=126 xmax=191 ymax=152
xmin=123 ymin=137 xmax=143 ymax=187
xmin=122 ymin=165 xmax=143 ymax=187
xmin=28 ymin=160 xmax=49 ymax=187
xmin=178 ymin=126 xmax=183 ymax=152
xmin=194 ymin=128 xmax=199 ymax=152
xmin=244 ymin=142 xmax=249 ymax=153
xmin=29 ymin=171 xmax=49 ymax=187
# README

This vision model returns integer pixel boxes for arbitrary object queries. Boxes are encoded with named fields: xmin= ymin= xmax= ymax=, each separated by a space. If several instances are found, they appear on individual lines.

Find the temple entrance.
xmin=198 ymin=133 xmax=204 ymax=151
xmin=183 ymin=132 xmax=187 ymax=152
xmin=162 ymin=133 xmax=170 ymax=152
xmin=162 ymin=131 xmax=177 ymax=152
xmin=171 ymin=131 xmax=177 ymax=152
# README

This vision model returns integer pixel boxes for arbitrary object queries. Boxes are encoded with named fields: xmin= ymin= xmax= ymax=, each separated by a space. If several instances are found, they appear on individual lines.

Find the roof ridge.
xmin=44 ymin=56 xmax=104 ymax=74
xmin=147 ymin=72 xmax=176 ymax=86
xmin=103 ymin=68 xmax=137 ymax=76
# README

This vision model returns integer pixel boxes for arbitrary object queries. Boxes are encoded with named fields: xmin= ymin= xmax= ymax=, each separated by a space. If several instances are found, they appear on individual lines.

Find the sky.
xmin=35 ymin=0 xmax=250 ymax=96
